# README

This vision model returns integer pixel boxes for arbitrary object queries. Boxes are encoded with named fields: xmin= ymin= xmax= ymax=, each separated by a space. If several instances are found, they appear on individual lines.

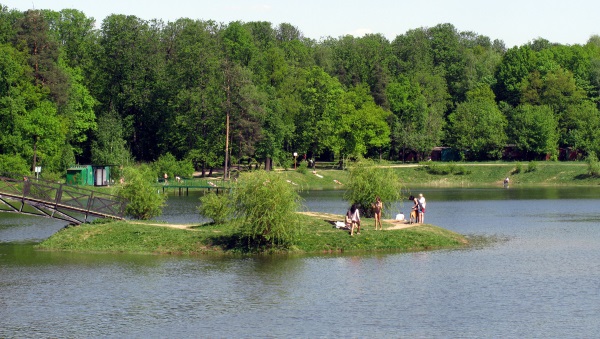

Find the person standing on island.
xmin=372 ymin=196 xmax=383 ymax=230
xmin=409 ymin=195 xmax=418 ymax=224
xmin=350 ymin=204 xmax=361 ymax=236
xmin=504 ymin=177 xmax=510 ymax=188
xmin=418 ymin=193 xmax=426 ymax=224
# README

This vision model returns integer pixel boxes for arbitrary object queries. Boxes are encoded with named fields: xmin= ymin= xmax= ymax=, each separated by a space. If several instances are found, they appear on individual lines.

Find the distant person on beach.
xmin=418 ymin=193 xmax=426 ymax=224
xmin=349 ymin=204 xmax=361 ymax=236
xmin=409 ymin=195 xmax=418 ymax=224
xmin=504 ymin=177 xmax=510 ymax=188
xmin=345 ymin=208 xmax=353 ymax=229
xmin=372 ymin=196 xmax=383 ymax=230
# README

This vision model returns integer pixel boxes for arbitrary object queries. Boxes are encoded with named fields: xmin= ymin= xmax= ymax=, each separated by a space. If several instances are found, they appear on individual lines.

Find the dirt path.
xmin=384 ymin=220 xmax=422 ymax=230
xmin=129 ymin=212 xmax=421 ymax=231
xmin=129 ymin=221 xmax=196 ymax=230
xmin=297 ymin=211 xmax=421 ymax=230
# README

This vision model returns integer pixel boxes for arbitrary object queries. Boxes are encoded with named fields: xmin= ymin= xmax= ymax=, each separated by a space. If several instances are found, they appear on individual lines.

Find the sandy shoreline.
xmin=130 ymin=212 xmax=422 ymax=231
xmin=297 ymin=211 xmax=421 ymax=230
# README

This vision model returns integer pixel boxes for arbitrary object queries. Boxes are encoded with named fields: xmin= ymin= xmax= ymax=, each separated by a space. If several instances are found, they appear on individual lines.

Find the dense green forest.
xmin=1 ymin=5 xmax=600 ymax=177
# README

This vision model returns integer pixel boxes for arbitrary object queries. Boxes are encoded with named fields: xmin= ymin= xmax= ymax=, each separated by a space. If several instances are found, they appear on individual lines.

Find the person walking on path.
xmin=372 ymin=196 xmax=383 ymax=230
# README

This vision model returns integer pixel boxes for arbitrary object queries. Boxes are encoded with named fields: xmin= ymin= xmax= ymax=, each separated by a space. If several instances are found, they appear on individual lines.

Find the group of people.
xmin=163 ymin=173 xmax=183 ymax=185
xmin=343 ymin=193 xmax=426 ymax=236
xmin=408 ymin=193 xmax=426 ymax=224
xmin=343 ymin=196 xmax=384 ymax=236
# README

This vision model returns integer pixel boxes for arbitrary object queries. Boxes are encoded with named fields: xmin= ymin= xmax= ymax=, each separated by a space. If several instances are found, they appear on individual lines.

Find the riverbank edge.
xmin=36 ymin=212 xmax=469 ymax=256
xmin=262 ymin=162 xmax=600 ymax=191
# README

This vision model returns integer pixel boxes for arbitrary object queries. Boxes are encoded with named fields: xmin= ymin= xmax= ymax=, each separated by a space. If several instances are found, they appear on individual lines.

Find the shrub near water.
xmin=198 ymin=192 xmax=233 ymax=224
xmin=344 ymin=159 xmax=404 ymax=218
xmin=232 ymin=171 xmax=303 ymax=250
xmin=586 ymin=153 xmax=600 ymax=177
xmin=118 ymin=165 xmax=166 ymax=220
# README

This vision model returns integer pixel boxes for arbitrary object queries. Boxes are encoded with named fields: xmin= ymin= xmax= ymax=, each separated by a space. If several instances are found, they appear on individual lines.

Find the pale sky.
xmin=2 ymin=0 xmax=599 ymax=48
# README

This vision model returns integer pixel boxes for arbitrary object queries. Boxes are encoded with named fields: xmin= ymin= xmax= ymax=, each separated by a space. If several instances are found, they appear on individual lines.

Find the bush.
xmin=279 ymin=157 xmax=293 ymax=170
xmin=118 ymin=165 xmax=166 ymax=220
xmin=233 ymin=171 xmax=302 ymax=249
xmin=344 ymin=159 xmax=405 ymax=218
xmin=526 ymin=161 xmax=538 ymax=173
xmin=153 ymin=153 xmax=194 ymax=180
xmin=425 ymin=162 xmax=451 ymax=175
xmin=512 ymin=162 xmax=522 ymax=174
xmin=296 ymin=160 xmax=308 ymax=174
xmin=452 ymin=164 xmax=471 ymax=175
xmin=198 ymin=192 xmax=233 ymax=224
xmin=586 ymin=153 xmax=600 ymax=177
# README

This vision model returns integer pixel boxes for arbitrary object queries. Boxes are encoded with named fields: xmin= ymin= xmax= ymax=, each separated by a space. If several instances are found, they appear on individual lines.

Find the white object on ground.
xmin=335 ymin=221 xmax=347 ymax=228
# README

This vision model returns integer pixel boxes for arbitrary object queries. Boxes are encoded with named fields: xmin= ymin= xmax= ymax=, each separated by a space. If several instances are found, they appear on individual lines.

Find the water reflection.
xmin=0 ymin=213 xmax=66 ymax=243
xmin=2 ymin=187 xmax=600 ymax=337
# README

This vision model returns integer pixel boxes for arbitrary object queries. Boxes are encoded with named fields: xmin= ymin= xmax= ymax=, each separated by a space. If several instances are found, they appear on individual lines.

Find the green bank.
xmin=276 ymin=161 xmax=598 ymax=190
xmin=37 ymin=214 xmax=468 ymax=255
xmin=37 ymin=161 xmax=595 ymax=256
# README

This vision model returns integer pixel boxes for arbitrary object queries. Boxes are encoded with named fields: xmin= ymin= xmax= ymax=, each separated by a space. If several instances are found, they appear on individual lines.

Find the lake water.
xmin=2 ymin=187 xmax=600 ymax=338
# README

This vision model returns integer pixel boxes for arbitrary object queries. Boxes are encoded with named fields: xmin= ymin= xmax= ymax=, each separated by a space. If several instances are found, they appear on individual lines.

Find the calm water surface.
xmin=2 ymin=187 xmax=600 ymax=338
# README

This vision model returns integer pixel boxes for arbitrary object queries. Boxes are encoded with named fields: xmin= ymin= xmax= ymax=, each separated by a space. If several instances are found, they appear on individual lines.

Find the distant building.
xmin=66 ymin=165 xmax=111 ymax=186
xmin=430 ymin=147 xmax=460 ymax=162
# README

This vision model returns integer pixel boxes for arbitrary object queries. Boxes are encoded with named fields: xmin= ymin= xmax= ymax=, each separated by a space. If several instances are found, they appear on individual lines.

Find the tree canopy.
xmin=2 ymin=6 xmax=600 ymax=177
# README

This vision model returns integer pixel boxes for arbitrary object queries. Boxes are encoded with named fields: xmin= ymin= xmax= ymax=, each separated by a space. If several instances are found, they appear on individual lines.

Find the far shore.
xmin=186 ymin=161 xmax=599 ymax=191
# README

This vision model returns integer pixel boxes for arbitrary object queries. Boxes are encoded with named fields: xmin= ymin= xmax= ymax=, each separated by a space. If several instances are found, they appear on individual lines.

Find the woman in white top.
xmin=350 ymin=204 xmax=361 ymax=236
xmin=418 ymin=193 xmax=426 ymax=224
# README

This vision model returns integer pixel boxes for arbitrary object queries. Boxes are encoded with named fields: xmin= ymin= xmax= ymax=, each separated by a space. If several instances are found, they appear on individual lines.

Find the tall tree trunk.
xmin=32 ymin=136 xmax=38 ymax=174
xmin=224 ymin=110 xmax=229 ymax=180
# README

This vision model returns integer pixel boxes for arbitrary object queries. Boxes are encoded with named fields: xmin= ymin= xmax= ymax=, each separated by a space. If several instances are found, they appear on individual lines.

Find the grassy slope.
xmin=37 ymin=213 xmax=468 ymax=255
xmin=403 ymin=162 xmax=596 ymax=187
xmin=269 ymin=162 xmax=598 ymax=189
xmin=150 ymin=162 xmax=596 ymax=191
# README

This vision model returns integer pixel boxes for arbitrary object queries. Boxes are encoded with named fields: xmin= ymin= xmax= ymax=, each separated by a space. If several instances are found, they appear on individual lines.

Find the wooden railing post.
xmin=85 ymin=191 xmax=94 ymax=222
xmin=55 ymin=183 xmax=63 ymax=208
xmin=23 ymin=180 xmax=31 ymax=198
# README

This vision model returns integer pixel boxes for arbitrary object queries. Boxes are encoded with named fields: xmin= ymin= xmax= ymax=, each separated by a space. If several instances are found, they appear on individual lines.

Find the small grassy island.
xmin=39 ymin=160 xmax=599 ymax=256
xmin=37 ymin=213 xmax=468 ymax=255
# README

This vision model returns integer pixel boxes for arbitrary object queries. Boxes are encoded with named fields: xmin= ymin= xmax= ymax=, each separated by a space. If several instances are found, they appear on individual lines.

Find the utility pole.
xmin=224 ymin=60 xmax=231 ymax=181
xmin=32 ymin=135 xmax=38 ymax=175
xmin=224 ymin=108 xmax=230 ymax=181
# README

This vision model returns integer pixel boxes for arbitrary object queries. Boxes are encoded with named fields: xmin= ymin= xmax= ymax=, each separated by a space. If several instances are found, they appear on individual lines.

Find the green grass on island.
xmin=37 ymin=161 xmax=597 ymax=256
xmin=37 ymin=213 xmax=468 ymax=255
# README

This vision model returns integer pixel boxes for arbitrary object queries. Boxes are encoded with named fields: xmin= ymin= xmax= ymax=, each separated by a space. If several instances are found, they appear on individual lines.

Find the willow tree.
xmin=233 ymin=171 xmax=302 ymax=250
xmin=344 ymin=158 xmax=405 ymax=218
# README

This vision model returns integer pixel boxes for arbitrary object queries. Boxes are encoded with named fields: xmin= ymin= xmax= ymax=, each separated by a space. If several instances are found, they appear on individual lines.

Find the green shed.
xmin=66 ymin=165 xmax=94 ymax=185
xmin=66 ymin=165 xmax=112 ymax=186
